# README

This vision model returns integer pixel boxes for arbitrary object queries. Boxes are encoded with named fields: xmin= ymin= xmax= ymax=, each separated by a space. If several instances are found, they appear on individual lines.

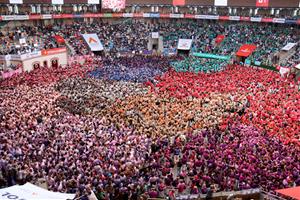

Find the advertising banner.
xmin=178 ymin=39 xmax=193 ymax=50
xmin=82 ymin=34 xmax=104 ymax=51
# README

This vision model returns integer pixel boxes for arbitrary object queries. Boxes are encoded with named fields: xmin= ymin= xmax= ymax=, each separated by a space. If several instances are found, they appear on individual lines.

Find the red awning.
xmin=236 ymin=44 xmax=257 ymax=57
xmin=276 ymin=186 xmax=300 ymax=200
xmin=53 ymin=35 xmax=65 ymax=44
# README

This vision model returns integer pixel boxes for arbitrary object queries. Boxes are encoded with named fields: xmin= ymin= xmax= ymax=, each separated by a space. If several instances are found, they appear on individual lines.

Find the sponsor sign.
xmin=123 ymin=13 xmax=133 ymax=18
xmin=29 ymin=15 xmax=42 ymax=20
xmin=160 ymin=14 xmax=170 ymax=18
xmin=133 ymin=13 xmax=143 ymax=17
xmin=262 ymin=18 xmax=273 ymax=23
xmin=250 ymin=17 xmax=262 ymax=22
xmin=143 ymin=13 xmax=151 ymax=18
xmin=42 ymin=14 xmax=52 ymax=19
xmin=149 ymin=13 xmax=160 ymax=18
xmin=220 ymin=16 xmax=229 ymax=20
xmin=195 ymin=15 xmax=207 ymax=19
xmin=15 ymin=15 xmax=29 ymax=20
xmin=273 ymin=18 xmax=285 ymax=23
xmin=112 ymin=13 xmax=123 ymax=17
xmin=240 ymin=17 xmax=250 ymax=21
xmin=229 ymin=16 xmax=240 ymax=21
xmin=185 ymin=14 xmax=195 ymax=19
xmin=170 ymin=14 xmax=184 ymax=18
xmin=1 ymin=15 xmax=15 ymax=21
xmin=207 ymin=15 xmax=219 ymax=20
xmin=103 ymin=13 xmax=113 ymax=17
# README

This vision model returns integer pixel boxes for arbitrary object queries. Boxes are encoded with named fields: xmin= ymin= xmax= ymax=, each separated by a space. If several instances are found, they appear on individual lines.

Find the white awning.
xmin=0 ymin=183 xmax=76 ymax=200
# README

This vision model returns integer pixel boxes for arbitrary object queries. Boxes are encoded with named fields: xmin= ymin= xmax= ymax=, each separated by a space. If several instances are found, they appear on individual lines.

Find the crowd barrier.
xmin=0 ymin=13 xmax=299 ymax=25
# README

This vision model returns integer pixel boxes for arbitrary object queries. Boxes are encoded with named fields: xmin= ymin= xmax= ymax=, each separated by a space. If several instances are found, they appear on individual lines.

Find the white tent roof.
xmin=0 ymin=183 xmax=76 ymax=200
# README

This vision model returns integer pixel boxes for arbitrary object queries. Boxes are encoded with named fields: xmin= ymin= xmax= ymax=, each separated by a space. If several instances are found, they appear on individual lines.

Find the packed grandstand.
xmin=0 ymin=0 xmax=300 ymax=200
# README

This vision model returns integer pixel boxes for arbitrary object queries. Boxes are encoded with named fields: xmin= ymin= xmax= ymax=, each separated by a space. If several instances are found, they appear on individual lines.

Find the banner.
xmin=273 ymin=18 xmax=285 ymax=23
xmin=9 ymin=0 xmax=23 ymax=4
xmin=282 ymin=43 xmax=297 ymax=51
xmin=42 ymin=14 xmax=52 ymax=19
xmin=170 ymin=14 xmax=184 ymax=18
xmin=54 ymin=35 xmax=65 ymax=44
xmin=236 ymin=44 xmax=257 ymax=57
xmin=15 ymin=15 xmax=29 ymax=20
xmin=19 ymin=38 xmax=26 ymax=45
xmin=52 ymin=0 xmax=63 ymax=4
xmin=215 ymin=0 xmax=227 ymax=6
xmin=279 ymin=67 xmax=290 ymax=77
xmin=88 ymin=0 xmax=100 ymax=4
xmin=20 ymin=51 xmax=41 ymax=60
xmin=152 ymin=32 xmax=159 ymax=39
xmin=178 ymin=39 xmax=193 ymax=50
xmin=0 ymin=183 xmax=75 ymax=200
xmin=256 ymin=0 xmax=269 ymax=7
xmin=229 ymin=16 xmax=240 ymax=21
xmin=1 ymin=15 xmax=15 ymax=21
xmin=82 ymin=34 xmax=104 ymax=51
xmin=41 ymin=47 xmax=67 ymax=56
xmin=193 ymin=53 xmax=231 ymax=60
xmin=102 ymin=0 xmax=126 ymax=9
xmin=173 ymin=0 xmax=185 ymax=6
xmin=250 ymin=17 xmax=262 ymax=22
xmin=215 ymin=35 xmax=225 ymax=44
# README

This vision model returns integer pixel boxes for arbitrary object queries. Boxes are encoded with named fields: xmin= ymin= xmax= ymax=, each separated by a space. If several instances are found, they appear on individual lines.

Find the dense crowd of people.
xmin=0 ymin=18 xmax=299 ymax=200
xmin=1 ymin=20 xmax=299 ymax=67
xmin=89 ymin=56 xmax=170 ymax=82
xmin=0 ymin=54 xmax=299 ymax=199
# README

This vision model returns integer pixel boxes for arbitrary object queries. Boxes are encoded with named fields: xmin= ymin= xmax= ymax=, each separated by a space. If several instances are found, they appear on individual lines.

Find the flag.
xmin=54 ymin=35 xmax=65 ymax=44
xmin=236 ymin=44 xmax=257 ymax=57
xmin=215 ymin=35 xmax=225 ymax=44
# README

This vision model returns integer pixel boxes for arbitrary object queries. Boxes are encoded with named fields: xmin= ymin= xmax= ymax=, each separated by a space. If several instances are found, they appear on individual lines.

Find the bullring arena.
xmin=0 ymin=0 xmax=299 ymax=200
